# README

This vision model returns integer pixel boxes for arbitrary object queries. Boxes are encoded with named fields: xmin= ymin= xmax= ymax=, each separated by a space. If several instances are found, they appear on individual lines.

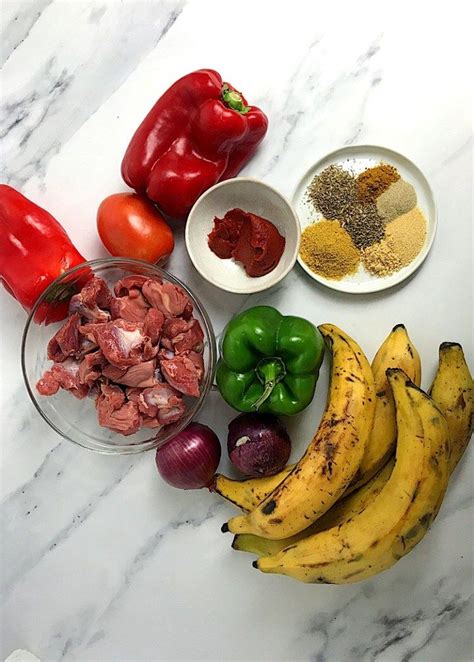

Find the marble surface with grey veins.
xmin=0 ymin=1 xmax=472 ymax=661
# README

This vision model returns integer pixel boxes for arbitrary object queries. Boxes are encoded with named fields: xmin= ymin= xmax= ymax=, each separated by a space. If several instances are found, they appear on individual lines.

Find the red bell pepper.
xmin=0 ymin=185 xmax=87 ymax=324
xmin=121 ymin=69 xmax=268 ymax=220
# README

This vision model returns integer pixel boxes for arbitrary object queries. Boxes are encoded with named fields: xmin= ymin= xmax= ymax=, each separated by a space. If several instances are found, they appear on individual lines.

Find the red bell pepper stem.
xmin=221 ymin=85 xmax=250 ymax=114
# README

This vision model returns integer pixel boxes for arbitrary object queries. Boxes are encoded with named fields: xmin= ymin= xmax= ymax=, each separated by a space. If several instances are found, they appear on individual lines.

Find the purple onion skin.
xmin=227 ymin=413 xmax=291 ymax=478
xmin=155 ymin=422 xmax=221 ymax=489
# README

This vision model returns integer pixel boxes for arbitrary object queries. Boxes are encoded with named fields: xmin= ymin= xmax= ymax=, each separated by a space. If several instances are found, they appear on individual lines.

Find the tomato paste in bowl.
xmin=207 ymin=208 xmax=285 ymax=277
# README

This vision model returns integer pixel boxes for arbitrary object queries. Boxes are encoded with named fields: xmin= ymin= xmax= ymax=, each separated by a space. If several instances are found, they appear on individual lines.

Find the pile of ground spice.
xmin=362 ymin=238 xmax=402 ymax=276
xmin=300 ymin=220 xmax=360 ymax=280
xmin=356 ymin=164 xmax=400 ymax=202
xmin=340 ymin=202 xmax=385 ymax=249
xmin=361 ymin=207 xmax=427 ymax=276
xmin=386 ymin=207 xmax=427 ymax=266
xmin=377 ymin=178 xmax=417 ymax=222
xmin=307 ymin=165 xmax=356 ymax=219
xmin=303 ymin=160 xmax=427 ymax=281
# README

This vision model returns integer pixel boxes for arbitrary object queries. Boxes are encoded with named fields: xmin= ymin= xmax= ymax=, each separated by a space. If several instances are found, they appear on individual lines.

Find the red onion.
xmin=227 ymin=413 xmax=291 ymax=477
xmin=155 ymin=422 xmax=221 ymax=489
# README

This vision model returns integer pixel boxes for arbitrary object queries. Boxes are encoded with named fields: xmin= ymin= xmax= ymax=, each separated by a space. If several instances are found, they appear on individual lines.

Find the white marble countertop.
xmin=1 ymin=2 xmax=472 ymax=661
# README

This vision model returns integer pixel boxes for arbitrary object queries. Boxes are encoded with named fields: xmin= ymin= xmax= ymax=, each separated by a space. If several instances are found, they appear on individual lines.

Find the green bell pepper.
xmin=216 ymin=306 xmax=324 ymax=416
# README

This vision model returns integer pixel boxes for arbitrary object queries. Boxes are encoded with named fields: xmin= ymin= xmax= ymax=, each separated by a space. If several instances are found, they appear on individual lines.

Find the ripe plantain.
xmin=224 ymin=324 xmax=376 ymax=540
xmin=232 ymin=458 xmax=394 ymax=557
xmin=348 ymin=324 xmax=421 ymax=492
xmin=255 ymin=370 xmax=446 ymax=582
xmin=214 ymin=324 xmax=419 ymax=513
xmin=210 ymin=466 xmax=294 ymax=512
xmin=295 ymin=382 xmax=450 ymax=584
xmin=429 ymin=342 xmax=473 ymax=472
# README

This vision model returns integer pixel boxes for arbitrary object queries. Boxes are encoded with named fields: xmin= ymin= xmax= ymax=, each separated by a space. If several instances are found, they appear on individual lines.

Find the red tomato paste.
xmin=207 ymin=208 xmax=285 ymax=277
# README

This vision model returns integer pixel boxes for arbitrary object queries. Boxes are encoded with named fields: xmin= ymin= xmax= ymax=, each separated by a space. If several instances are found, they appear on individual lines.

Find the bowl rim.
xmin=185 ymin=176 xmax=301 ymax=294
xmin=21 ymin=257 xmax=217 ymax=454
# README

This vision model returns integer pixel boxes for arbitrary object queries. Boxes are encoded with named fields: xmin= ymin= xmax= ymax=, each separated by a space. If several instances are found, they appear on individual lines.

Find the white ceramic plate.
xmin=185 ymin=178 xmax=301 ymax=294
xmin=293 ymin=145 xmax=437 ymax=294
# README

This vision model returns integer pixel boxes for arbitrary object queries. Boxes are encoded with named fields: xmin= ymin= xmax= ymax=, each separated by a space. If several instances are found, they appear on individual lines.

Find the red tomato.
xmin=97 ymin=193 xmax=174 ymax=264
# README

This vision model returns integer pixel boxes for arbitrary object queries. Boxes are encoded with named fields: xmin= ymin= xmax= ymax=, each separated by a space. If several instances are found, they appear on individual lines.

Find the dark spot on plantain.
xmin=430 ymin=456 xmax=439 ymax=470
xmin=456 ymin=392 xmax=466 ymax=409
xmin=405 ymin=524 xmax=420 ymax=540
xmin=343 ymin=569 xmax=364 ymax=579
xmin=269 ymin=518 xmax=283 ymax=524
xmin=261 ymin=500 xmax=276 ymax=515
xmin=419 ymin=512 xmax=432 ymax=527
xmin=311 ymin=576 xmax=333 ymax=584
xmin=376 ymin=390 xmax=386 ymax=398
xmin=282 ymin=544 xmax=297 ymax=552
xmin=348 ymin=553 xmax=364 ymax=563
xmin=410 ymin=482 xmax=420 ymax=502
xmin=321 ymin=439 xmax=337 ymax=476
xmin=407 ymin=344 xmax=414 ymax=358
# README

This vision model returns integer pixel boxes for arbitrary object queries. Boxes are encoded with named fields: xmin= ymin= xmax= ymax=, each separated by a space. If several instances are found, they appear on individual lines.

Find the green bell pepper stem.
xmin=253 ymin=357 xmax=286 ymax=410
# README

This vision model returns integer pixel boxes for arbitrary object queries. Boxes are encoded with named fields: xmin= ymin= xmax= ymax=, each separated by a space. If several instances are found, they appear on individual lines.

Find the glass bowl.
xmin=21 ymin=258 xmax=216 ymax=454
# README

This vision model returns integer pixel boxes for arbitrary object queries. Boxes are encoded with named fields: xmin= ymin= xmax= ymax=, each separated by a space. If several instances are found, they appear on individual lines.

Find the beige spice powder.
xmin=362 ymin=238 xmax=402 ymax=277
xmin=377 ymin=179 xmax=417 ymax=223
xmin=386 ymin=207 xmax=427 ymax=266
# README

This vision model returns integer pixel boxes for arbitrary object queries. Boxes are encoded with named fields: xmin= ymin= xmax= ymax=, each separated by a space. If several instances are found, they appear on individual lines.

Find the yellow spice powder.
xmin=300 ymin=220 xmax=360 ymax=280
xmin=386 ymin=207 xmax=427 ymax=266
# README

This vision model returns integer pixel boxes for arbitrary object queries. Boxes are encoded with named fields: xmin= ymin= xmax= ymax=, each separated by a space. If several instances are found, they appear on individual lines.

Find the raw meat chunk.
xmin=36 ymin=359 xmax=88 ymax=399
xmin=111 ymin=360 xmax=157 ymax=388
xmin=47 ymin=313 xmax=81 ymax=362
xmin=162 ymin=318 xmax=204 ymax=354
xmin=78 ymin=350 xmax=106 ymax=387
xmin=143 ymin=308 xmax=165 ymax=344
xmin=90 ymin=319 xmax=147 ymax=367
xmin=114 ymin=275 xmax=150 ymax=297
xmin=161 ymin=355 xmax=202 ymax=397
xmin=110 ymin=289 xmax=149 ymax=323
xmin=69 ymin=276 xmax=112 ymax=322
xmin=96 ymin=384 xmax=141 ymax=436
xmin=142 ymin=280 xmax=191 ymax=317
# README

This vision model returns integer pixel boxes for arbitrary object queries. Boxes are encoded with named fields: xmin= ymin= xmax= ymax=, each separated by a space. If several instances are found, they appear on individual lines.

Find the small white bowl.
xmin=185 ymin=178 xmax=301 ymax=294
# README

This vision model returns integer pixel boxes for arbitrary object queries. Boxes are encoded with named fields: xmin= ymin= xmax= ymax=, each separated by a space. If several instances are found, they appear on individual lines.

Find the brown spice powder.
xmin=356 ymin=163 xmax=400 ymax=202
xmin=300 ymin=220 xmax=360 ymax=280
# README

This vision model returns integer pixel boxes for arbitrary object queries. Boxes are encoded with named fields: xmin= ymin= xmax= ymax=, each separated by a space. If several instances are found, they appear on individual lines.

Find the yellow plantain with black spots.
xmin=210 ymin=466 xmax=294 ymax=512
xmin=254 ymin=370 xmax=450 ymax=583
xmin=429 ymin=342 xmax=473 ymax=472
xmin=231 ymin=458 xmax=394 ymax=557
xmin=223 ymin=324 xmax=376 ymax=540
xmin=348 ymin=323 xmax=421 ymax=492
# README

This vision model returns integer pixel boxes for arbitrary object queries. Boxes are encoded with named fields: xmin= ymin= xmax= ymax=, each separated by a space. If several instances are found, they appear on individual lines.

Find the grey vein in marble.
xmin=0 ymin=0 xmax=185 ymax=187
xmin=0 ymin=0 xmax=53 ymax=67
xmin=1 ymin=442 xmax=135 ymax=596
xmin=48 ymin=500 xmax=225 ymax=659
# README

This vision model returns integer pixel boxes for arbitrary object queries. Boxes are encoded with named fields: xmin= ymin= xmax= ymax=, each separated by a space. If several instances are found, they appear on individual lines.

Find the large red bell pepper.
xmin=121 ymin=69 xmax=268 ymax=220
xmin=0 ymin=185 xmax=87 ymax=324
